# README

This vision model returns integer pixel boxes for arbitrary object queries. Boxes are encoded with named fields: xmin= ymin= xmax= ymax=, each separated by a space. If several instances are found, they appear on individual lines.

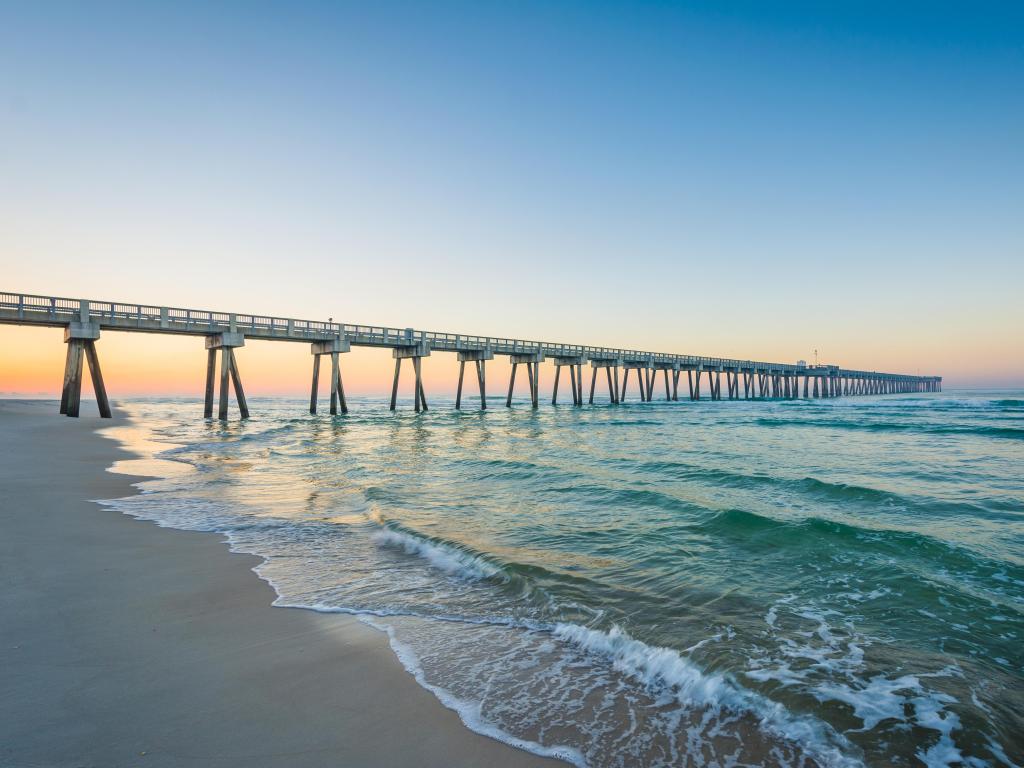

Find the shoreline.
xmin=0 ymin=399 xmax=562 ymax=767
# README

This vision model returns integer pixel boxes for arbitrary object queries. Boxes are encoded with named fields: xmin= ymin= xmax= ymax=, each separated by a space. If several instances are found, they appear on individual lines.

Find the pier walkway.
xmin=0 ymin=292 xmax=941 ymax=419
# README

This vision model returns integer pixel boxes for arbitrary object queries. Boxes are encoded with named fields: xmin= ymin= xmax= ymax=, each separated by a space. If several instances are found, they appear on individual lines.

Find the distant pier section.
xmin=1 ymin=292 xmax=941 ymax=419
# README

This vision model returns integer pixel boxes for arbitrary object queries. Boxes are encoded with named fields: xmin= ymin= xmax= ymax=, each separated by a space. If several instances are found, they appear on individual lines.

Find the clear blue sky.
xmin=2 ymin=1 xmax=1022 ymax=388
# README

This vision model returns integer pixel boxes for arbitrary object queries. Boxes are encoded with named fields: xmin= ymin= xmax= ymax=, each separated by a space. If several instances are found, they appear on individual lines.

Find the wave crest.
xmin=373 ymin=526 xmax=503 ymax=581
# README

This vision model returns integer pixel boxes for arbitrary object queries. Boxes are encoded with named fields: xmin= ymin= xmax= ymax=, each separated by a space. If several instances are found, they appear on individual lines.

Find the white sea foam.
xmin=372 ymin=527 xmax=502 ymax=580
xmin=551 ymin=623 xmax=862 ymax=768
xmin=811 ymin=674 xmax=972 ymax=768
xmin=984 ymin=737 xmax=1023 ymax=768
xmin=912 ymin=692 xmax=962 ymax=768
xmin=813 ymin=674 xmax=920 ymax=731
xmin=360 ymin=615 xmax=587 ymax=768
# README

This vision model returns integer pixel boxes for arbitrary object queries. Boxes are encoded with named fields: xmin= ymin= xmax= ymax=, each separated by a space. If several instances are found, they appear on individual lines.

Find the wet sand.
xmin=0 ymin=399 xmax=561 ymax=768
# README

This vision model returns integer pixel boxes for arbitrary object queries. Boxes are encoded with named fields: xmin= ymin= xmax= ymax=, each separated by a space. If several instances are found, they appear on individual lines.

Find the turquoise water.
xmin=105 ymin=391 xmax=1023 ymax=767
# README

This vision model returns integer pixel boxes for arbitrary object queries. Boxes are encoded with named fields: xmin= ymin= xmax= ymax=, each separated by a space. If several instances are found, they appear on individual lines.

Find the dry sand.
xmin=0 ymin=399 xmax=563 ymax=768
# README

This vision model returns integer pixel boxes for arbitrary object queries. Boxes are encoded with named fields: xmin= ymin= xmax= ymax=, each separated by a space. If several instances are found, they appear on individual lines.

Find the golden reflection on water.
xmin=98 ymin=419 xmax=192 ymax=482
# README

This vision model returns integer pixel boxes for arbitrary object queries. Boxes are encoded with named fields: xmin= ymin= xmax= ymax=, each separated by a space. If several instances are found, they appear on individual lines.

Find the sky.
xmin=1 ymin=0 xmax=1022 ymax=397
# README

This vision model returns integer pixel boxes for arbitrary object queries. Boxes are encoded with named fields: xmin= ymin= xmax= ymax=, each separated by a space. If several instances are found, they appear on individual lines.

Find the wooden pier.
xmin=0 ymin=292 xmax=942 ymax=419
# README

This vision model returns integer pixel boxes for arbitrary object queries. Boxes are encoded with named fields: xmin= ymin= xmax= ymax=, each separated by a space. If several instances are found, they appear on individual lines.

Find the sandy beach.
xmin=0 ymin=399 xmax=561 ymax=768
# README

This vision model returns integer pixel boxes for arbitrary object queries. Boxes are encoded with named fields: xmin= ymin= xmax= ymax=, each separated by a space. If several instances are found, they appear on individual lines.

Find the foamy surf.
xmin=360 ymin=615 xmax=589 ymax=768
xmin=372 ymin=526 xmax=503 ymax=580
xmin=95 ymin=394 xmax=1024 ymax=766
xmin=551 ymin=623 xmax=861 ymax=768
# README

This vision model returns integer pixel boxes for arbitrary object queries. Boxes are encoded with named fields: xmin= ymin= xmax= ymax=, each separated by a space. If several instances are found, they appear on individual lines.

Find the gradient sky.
xmin=1 ymin=1 xmax=1022 ymax=397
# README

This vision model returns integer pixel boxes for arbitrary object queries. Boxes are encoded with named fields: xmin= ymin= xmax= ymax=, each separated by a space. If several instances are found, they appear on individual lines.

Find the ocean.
xmin=101 ymin=391 xmax=1023 ymax=767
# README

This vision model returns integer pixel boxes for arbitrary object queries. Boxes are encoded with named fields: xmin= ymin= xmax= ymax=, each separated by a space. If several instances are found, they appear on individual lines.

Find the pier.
xmin=0 ymin=292 xmax=942 ymax=419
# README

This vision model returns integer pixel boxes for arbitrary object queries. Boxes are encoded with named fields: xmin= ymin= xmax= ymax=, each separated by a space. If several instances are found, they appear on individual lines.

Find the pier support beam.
xmin=552 ymin=356 xmax=586 ymax=406
xmin=507 ymin=352 xmax=543 ymax=408
xmin=589 ymin=359 xmax=621 ymax=404
xmin=309 ymin=337 xmax=351 ymax=415
xmin=653 ymin=363 xmax=679 ymax=401
xmin=687 ymin=368 xmax=701 ymax=400
xmin=621 ymin=361 xmax=653 ymax=402
xmin=456 ymin=348 xmax=493 ymax=410
xmin=390 ymin=340 xmax=431 ymax=412
xmin=205 ymin=332 xmax=248 ymax=420
xmin=727 ymin=370 xmax=738 ymax=400
xmin=708 ymin=368 xmax=723 ymax=401
xmin=60 ymin=321 xmax=111 ymax=418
